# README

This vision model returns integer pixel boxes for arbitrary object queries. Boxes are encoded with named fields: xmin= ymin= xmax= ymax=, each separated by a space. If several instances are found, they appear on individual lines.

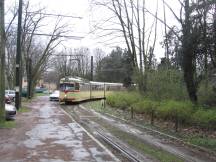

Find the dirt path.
xmin=0 ymin=96 xmax=119 ymax=162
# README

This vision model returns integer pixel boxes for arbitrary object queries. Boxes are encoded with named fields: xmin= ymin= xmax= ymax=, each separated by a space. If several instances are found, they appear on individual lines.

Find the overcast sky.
xmin=5 ymin=0 xmax=181 ymax=60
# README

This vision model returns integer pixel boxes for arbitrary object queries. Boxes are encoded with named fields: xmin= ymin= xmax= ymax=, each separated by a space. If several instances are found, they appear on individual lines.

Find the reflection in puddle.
xmin=23 ymin=100 xmax=116 ymax=161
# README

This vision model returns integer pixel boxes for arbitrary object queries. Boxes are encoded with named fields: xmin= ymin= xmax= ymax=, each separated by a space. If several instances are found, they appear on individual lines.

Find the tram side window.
xmin=75 ymin=83 xmax=80 ymax=90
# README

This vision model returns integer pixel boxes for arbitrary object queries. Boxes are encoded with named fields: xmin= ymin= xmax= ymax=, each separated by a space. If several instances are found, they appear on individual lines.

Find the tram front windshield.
xmin=60 ymin=83 xmax=75 ymax=91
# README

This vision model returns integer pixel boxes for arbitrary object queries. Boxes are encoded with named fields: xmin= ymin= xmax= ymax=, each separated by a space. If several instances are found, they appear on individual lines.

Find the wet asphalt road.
xmin=0 ymin=96 xmax=119 ymax=162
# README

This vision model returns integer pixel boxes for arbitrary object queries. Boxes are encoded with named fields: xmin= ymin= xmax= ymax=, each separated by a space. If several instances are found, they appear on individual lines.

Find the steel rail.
xmin=68 ymin=106 xmax=142 ymax=162
xmin=79 ymin=105 xmax=216 ymax=159
xmin=96 ymin=131 xmax=141 ymax=162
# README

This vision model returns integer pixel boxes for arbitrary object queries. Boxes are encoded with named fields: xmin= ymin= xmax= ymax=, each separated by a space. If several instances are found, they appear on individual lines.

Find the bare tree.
xmin=19 ymin=1 xmax=68 ymax=98
xmin=4 ymin=4 xmax=18 ymax=89
xmin=91 ymin=0 xmax=159 ymax=91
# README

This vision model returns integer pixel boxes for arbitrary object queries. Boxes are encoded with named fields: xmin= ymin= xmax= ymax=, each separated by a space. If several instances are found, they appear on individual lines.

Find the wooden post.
xmin=103 ymin=83 xmax=106 ymax=109
xmin=131 ymin=107 xmax=134 ymax=119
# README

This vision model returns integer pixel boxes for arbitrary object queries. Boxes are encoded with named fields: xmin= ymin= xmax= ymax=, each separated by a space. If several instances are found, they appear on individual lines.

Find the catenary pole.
xmin=15 ymin=0 xmax=23 ymax=110
xmin=91 ymin=56 xmax=93 ymax=81
xmin=0 ymin=0 xmax=6 ymax=121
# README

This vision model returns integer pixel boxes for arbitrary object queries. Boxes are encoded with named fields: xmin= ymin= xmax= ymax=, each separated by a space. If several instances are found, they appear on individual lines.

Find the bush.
xmin=157 ymin=100 xmax=194 ymax=131
xmin=106 ymin=92 xmax=141 ymax=110
xmin=132 ymin=99 xmax=159 ymax=114
xmin=145 ymin=69 xmax=188 ymax=101
xmin=197 ymin=82 xmax=216 ymax=106
xmin=158 ymin=100 xmax=194 ymax=121
xmin=192 ymin=109 xmax=216 ymax=129
xmin=132 ymin=99 xmax=160 ymax=124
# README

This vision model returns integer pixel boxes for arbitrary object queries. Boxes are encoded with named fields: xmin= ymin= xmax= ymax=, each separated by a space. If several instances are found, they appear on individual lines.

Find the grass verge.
xmin=187 ymin=137 xmax=216 ymax=151
xmin=77 ymin=103 xmax=183 ymax=162
xmin=93 ymin=117 xmax=183 ymax=162
xmin=0 ymin=120 xmax=16 ymax=128
xmin=84 ymin=100 xmax=216 ymax=152
xmin=110 ymin=127 xmax=183 ymax=162
xmin=18 ymin=106 xmax=31 ymax=113
xmin=35 ymin=93 xmax=48 ymax=97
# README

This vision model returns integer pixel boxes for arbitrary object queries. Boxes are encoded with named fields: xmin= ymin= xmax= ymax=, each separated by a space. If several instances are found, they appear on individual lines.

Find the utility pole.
xmin=0 ymin=0 xmax=6 ymax=121
xmin=15 ymin=0 xmax=23 ymax=110
xmin=27 ymin=58 xmax=32 ymax=99
xmin=89 ymin=56 xmax=93 ymax=99
xmin=91 ymin=56 xmax=93 ymax=81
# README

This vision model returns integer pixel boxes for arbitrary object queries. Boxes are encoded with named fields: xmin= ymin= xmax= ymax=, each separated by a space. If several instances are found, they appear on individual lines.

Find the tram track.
xmin=78 ymin=104 xmax=216 ymax=160
xmin=62 ymin=104 xmax=154 ymax=162
xmin=61 ymin=103 xmax=216 ymax=162
xmin=96 ymin=131 xmax=141 ymax=162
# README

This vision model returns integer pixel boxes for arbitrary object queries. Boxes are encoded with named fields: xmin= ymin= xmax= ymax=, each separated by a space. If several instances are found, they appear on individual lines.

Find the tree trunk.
xmin=27 ymin=58 xmax=32 ymax=99
xmin=182 ymin=0 xmax=198 ymax=103
xmin=213 ymin=4 xmax=216 ymax=67
xmin=0 ymin=0 xmax=5 ymax=121
xmin=150 ymin=110 xmax=155 ymax=125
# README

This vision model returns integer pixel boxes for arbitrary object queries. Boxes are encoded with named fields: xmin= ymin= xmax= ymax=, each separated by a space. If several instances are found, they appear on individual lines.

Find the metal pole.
xmin=90 ymin=83 xmax=92 ymax=99
xmin=27 ymin=58 xmax=32 ymax=99
xmin=64 ymin=56 xmax=67 ymax=81
xmin=91 ymin=56 xmax=93 ymax=81
xmin=103 ymin=83 xmax=106 ymax=109
xmin=15 ymin=0 xmax=22 ymax=110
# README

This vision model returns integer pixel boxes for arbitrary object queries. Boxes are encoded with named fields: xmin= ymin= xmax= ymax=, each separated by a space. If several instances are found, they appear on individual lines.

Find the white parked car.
xmin=49 ymin=90 xmax=59 ymax=101
xmin=5 ymin=90 xmax=15 ymax=101
xmin=5 ymin=104 xmax=16 ymax=120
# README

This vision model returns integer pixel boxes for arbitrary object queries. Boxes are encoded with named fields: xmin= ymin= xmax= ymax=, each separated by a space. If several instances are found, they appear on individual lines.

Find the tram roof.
xmin=89 ymin=81 xmax=123 ymax=86
xmin=60 ymin=77 xmax=84 ymax=83
xmin=60 ymin=77 xmax=123 ymax=86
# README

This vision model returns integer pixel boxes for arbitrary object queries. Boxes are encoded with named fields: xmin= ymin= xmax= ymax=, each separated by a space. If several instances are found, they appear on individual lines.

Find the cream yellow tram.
xmin=59 ymin=77 xmax=124 ymax=104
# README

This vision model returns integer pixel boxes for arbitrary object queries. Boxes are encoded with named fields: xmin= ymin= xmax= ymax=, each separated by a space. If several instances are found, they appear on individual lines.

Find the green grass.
xmin=85 ymin=100 xmax=110 ymax=113
xmin=187 ymin=137 xmax=216 ymax=151
xmin=117 ymin=131 xmax=183 ymax=162
xmin=98 ymin=119 xmax=183 ymax=162
xmin=0 ymin=120 xmax=16 ymax=128
xmin=84 ymin=100 xmax=216 ymax=152
xmin=81 ymin=102 xmax=185 ymax=161
xmin=74 ymin=103 xmax=183 ymax=162
xmin=35 ymin=93 xmax=48 ymax=97
xmin=84 ymin=100 xmax=132 ymax=120
xmin=106 ymin=91 xmax=141 ymax=110
xmin=18 ymin=107 xmax=31 ymax=113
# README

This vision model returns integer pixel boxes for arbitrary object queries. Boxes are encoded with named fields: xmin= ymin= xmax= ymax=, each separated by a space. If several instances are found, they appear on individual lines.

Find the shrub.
xmin=157 ymin=100 xmax=194 ymax=131
xmin=145 ymin=69 xmax=188 ymax=101
xmin=132 ymin=99 xmax=159 ymax=114
xmin=192 ymin=109 xmax=216 ymax=129
xmin=197 ymin=82 xmax=216 ymax=106
xmin=106 ymin=91 xmax=141 ymax=110
xmin=132 ymin=99 xmax=159 ymax=124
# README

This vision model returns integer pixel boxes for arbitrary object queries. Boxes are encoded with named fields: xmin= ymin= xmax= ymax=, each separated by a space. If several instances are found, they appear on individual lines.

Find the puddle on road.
xmin=38 ymin=105 xmax=55 ymax=118
xmin=54 ymin=139 xmax=82 ymax=148
xmin=72 ymin=148 xmax=91 ymax=161
xmin=22 ymin=101 xmax=116 ymax=162
xmin=40 ymin=159 xmax=69 ymax=162
xmin=89 ymin=147 xmax=109 ymax=161
xmin=23 ymin=138 xmax=45 ymax=149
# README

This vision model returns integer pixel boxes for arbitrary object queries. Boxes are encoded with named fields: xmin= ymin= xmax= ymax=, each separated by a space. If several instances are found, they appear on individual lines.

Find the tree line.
xmin=90 ymin=0 xmax=216 ymax=105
